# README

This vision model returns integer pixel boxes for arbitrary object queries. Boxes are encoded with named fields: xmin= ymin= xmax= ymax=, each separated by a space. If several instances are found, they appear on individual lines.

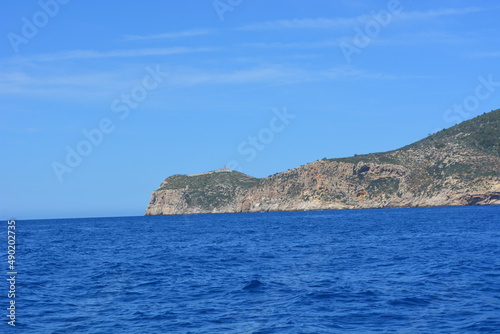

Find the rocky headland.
xmin=146 ymin=109 xmax=500 ymax=215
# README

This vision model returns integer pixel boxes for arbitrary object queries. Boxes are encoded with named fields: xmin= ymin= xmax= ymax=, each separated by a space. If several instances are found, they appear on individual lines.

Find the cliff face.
xmin=145 ymin=109 xmax=500 ymax=215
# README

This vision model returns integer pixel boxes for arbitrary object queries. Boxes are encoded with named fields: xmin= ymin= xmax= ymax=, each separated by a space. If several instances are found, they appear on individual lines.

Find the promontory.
xmin=146 ymin=109 xmax=500 ymax=215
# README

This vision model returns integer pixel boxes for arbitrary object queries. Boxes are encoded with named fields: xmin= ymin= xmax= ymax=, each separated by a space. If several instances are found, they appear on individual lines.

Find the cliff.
xmin=145 ymin=109 xmax=500 ymax=215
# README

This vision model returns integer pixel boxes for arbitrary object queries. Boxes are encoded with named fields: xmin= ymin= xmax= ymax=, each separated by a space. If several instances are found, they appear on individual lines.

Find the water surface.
xmin=1 ymin=205 xmax=499 ymax=333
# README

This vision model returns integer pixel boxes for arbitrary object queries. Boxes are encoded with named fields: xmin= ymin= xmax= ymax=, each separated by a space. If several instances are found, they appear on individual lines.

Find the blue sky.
xmin=1 ymin=0 xmax=499 ymax=220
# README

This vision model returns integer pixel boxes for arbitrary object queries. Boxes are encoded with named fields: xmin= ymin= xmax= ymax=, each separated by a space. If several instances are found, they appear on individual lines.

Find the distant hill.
xmin=145 ymin=109 xmax=500 ymax=215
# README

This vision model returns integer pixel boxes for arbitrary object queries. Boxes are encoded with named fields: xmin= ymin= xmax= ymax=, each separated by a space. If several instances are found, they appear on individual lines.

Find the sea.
xmin=1 ymin=205 xmax=499 ymax=333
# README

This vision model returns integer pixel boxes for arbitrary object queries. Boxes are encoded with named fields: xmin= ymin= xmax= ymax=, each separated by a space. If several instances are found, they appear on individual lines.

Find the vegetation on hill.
xmin=326 ymin=109 xmax=499 ymax=183
xmin=404 ymin=108 xmax=500 ymax=156
xmin=157 ymin=171 xmax=261 ymax=210
xmin=159 ymin=171 xmax=260 ymax=191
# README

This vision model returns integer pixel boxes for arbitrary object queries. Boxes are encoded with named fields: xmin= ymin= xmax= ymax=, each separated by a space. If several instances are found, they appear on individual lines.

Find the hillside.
xmin=145 ymin=109 xmax=500 ymax=215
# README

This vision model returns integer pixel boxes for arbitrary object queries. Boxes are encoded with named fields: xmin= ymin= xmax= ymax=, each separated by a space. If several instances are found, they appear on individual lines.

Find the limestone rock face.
xmin=145 ymin=109 xmax=500 ymax=215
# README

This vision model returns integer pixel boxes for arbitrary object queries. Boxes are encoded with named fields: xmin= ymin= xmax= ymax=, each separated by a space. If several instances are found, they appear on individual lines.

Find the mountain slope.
xmin=145 ymin=109 xmax=500 ymax=215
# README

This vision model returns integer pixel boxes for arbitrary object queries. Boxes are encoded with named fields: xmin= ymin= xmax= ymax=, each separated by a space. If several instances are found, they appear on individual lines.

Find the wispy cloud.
xmin=0 ymin=69 xmax=131 ymax=98
xmin=240 ymin=30 xmax=473 ymax=51
xmin=123 ymin=29 xmax=212 ymax=41
xmin=238 ymin=17 xmax=361 ymax=31
xmin=240 ymin=39 xmax=342 ymax=49
xmin=469 ymin=50 xmax=500 ymax=58
xmin=237 ymin=7 xmax=485 ymax=31
xmin=0 ymin=64 xmax=398 ymax=100
xmin=397 ymin=7 xmax=484 ymax=20
xmin=363 ymin=31 xmax=477 ymax=47
xmin=9 ymin=47 xmax=215 ymax=63
xmin=161 ymin=65 xmax=398 ymax=88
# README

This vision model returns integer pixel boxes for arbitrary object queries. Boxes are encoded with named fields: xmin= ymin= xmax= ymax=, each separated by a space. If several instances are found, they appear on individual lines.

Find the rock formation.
xmin=146 ymin=109 xmax=500 ymax=215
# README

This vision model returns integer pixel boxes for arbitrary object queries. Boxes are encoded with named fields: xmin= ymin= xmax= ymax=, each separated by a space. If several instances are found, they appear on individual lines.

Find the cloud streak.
xmin=0 ymin=64 xmax=399 ymax=100
xmin=239 ymin=39 xmax=342 ymax=49
xmin=397 ymin=7 xmax=485 ymax=20
xmin=469 ymin=51 xmax=500 ymax=58
xmin=9 ymin=47 xmax=215 ymax=63
xmin=237 ymin=7 xmax=485 ymax=31
xmin=123 ymin=29 xmax=212 ymax=41
xmin=238 ymin=17 xmax=363 ymax=31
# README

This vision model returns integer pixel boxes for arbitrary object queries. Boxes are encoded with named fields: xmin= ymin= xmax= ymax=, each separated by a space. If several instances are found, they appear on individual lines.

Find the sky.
xmin=1 ymin=0 xmax=499 ymax=220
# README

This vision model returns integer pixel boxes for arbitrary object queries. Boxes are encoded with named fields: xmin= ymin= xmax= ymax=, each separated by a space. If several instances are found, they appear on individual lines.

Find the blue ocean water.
xmin=1 ymin=205 xmax=500 ymax=333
